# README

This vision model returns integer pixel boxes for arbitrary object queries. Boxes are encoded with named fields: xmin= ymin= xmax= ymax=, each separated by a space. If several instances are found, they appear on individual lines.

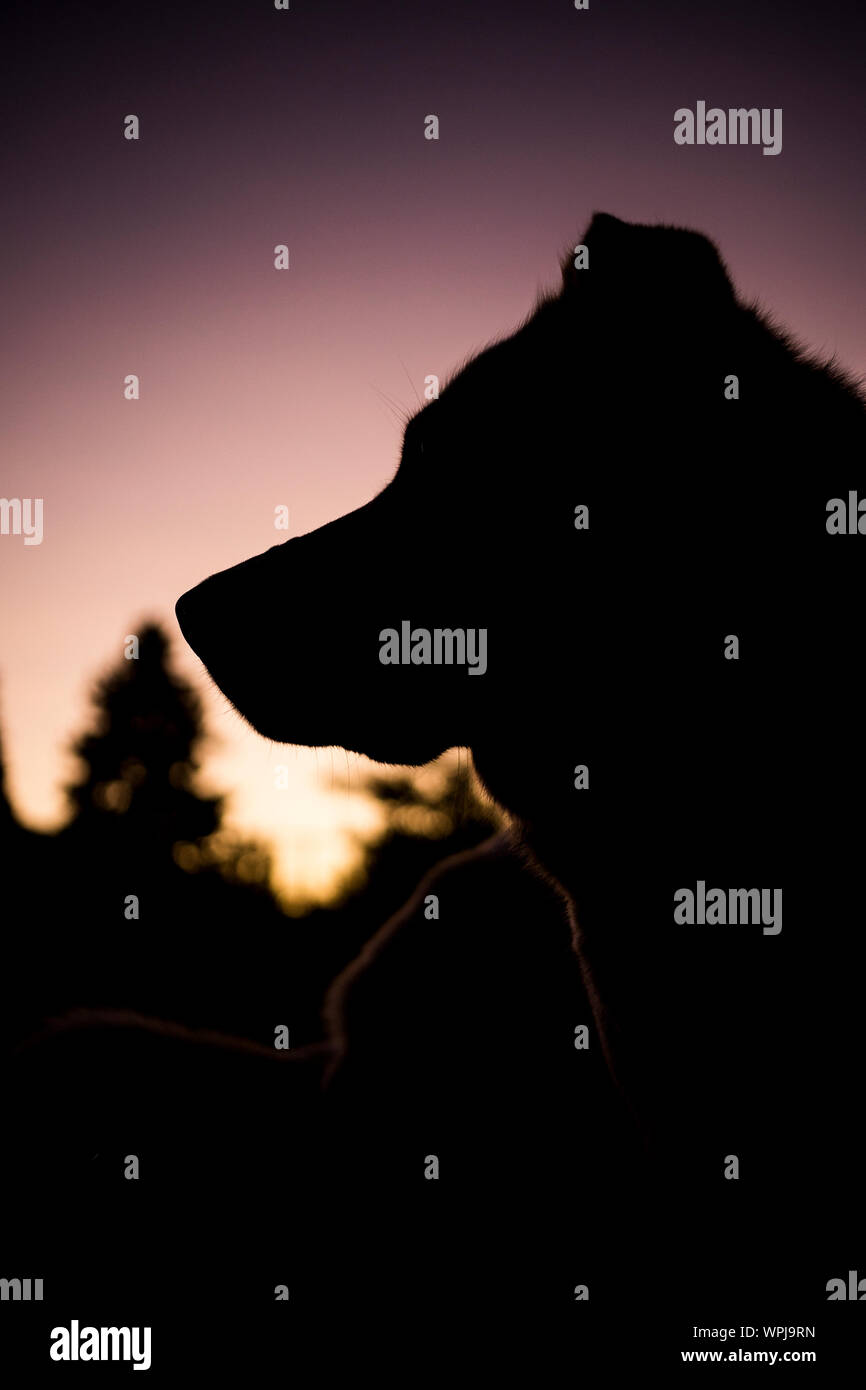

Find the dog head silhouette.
xmin=176 ymin=211 xmax=866 ymax=1205
xmin=176 ymin=211 xmax=864 ymax=869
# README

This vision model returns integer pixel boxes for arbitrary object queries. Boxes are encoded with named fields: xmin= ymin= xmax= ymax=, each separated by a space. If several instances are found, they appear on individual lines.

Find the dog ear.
xmin=560 ymin=211 xmax=629 ymax=291
xmin=561 ymin=212 xmax=736 ymax=311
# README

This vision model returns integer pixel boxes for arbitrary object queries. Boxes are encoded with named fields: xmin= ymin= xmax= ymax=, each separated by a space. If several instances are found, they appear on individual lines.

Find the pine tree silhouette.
xmin=43 ymin=621 xmax=282 ymax=1035
xmin=65 ymin=621 xmax=220 ymax=852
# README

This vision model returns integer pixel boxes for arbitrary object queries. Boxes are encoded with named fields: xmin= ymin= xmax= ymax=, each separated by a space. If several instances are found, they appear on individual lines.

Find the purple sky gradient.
xmin=2 ymin=0 xmax=864 ymax=900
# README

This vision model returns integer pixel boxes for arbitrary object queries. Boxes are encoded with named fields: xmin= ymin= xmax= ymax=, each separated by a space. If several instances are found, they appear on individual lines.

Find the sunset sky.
xmin=2 ymin=0 xmax=864 ymax=902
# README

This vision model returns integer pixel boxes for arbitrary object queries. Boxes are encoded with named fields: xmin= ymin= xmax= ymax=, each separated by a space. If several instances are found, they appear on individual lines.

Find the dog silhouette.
xmin=176 ymin=212 xmax=866 ymax=1325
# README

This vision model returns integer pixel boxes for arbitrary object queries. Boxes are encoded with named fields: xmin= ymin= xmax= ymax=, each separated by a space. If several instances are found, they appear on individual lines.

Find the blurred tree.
xmin=0 ymin=691 xmax=16 ymax=837
xmin=65 ymin=621 xmax=221 ymax=850
xmin=34 ymin=621 xmax=282 ymax=1035
xmin=0 ymin=679 xmax=48 ymax=858
xmin=0 ymin=683 xmax=63 ymax=1044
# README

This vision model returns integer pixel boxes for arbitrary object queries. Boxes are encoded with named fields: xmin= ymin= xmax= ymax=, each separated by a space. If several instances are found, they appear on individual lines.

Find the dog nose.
xmin=175 ymin=555 xmax=275 ymax=664
xmin=175 ymin=578 xmax=229 ymax=658
xmin=175 ymin=588 xmax=197 ymax=643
